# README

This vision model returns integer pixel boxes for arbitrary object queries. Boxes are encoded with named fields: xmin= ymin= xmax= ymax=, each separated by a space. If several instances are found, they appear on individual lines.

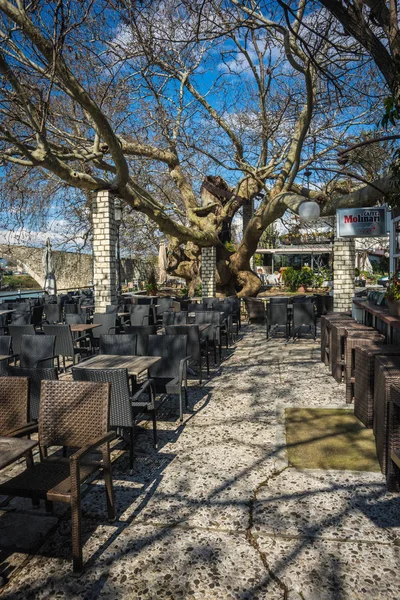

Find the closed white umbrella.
xmin=158 ymin=241 xmax=168 ymax=285
xmin=43 ymin=237 xmax=57 ymax=295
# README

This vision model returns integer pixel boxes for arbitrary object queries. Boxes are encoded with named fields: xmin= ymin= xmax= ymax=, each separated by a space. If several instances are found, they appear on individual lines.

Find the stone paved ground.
xmin=0 ymin=325 xmax=400 ymax=599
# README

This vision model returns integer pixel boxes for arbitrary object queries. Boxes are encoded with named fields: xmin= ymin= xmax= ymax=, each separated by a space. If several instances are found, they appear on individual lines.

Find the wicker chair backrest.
xmin=64 ymin=303 xmax=78 ymax=315
xmin=9 ymin=312 xmax=31 ymax=326
xmin=6 ymin=365 xmax=58 ymax=420
xmin=243 ymin=298 xmax=266 ymax=320
xmin=188 ymin=303 xmax=206 ymax=312
xmin=0 ymin=336 xmax=11 ymax=355
xmin=43 ymin=324 xmax=74 ymax=357
xmin=65 ymin=313 xmax=86 ymax=325
xmin=292 ymin=302 xmax=315 ymax=328
xmin=129 ymin=305 xmax=152 ymax=326
xmin=20 ymin=334 xmax=56 ymax=368
xmin=99 ymin=334 xmax=137 ymax=356
xmin=194 ymin=311 xmax=222 ymax=343
xmin=72 ymin=368 xmax=130 ymax=428
xmin=9 ymin=325 xmax=35 ymax=354
xmin=39 ymin=379 xmax=110 ymax=448
xmin=157 ymin=298 xmax=173 ymax=313
xmin=30 ymin=305 xmax=44 ymax=327
xmin=43 ymin=303 xmax=62 ymax=323
xmin=162 ymin=311 xmax=188 ymax=326
xmin=148 ymin=334 xmax=187 ymax=378
xmin=267 ymin=303 xmax=289 ymax=327
xmin=0 ymin=376 xmax=29 ymax=434
xmin=123 ymin=325 xmax=157 ymax=355
xmin=92 ymin=313 xmax=117 ymax=338
xmin=105 ymin=305 xmax=118 ymax=313
xmin=165 ymin=325 xmax=200 ymax=362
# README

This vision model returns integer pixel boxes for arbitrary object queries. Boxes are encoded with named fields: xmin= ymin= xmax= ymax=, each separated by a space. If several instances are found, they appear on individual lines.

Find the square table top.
xmin=0 ymin=436 xmax=38 ymax=470
xmin=74 ymin=354 xmax=161 ymax=376
xmin=69 ymin=323 xmax=102 ymax=333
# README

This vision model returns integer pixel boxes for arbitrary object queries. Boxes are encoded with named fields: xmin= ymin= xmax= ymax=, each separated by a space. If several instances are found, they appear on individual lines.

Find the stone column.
xmin=201 ymin=247 xmax=216 ymax=298
xmin=243 ymin=199 xmax=255 ymax=271
xmin=92 ymin=190 xmax=117 ymax=313
xmin=333 ymin=235 xmax=355 ymax=312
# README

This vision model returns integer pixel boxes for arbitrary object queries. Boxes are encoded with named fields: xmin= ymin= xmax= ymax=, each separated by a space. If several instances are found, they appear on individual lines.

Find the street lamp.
xmin=114 ymin=200 xmax=123 ymax=299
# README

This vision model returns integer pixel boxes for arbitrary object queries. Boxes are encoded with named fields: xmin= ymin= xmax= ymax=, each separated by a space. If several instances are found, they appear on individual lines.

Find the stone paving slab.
xmin=255 ymin=534 xmax=400 ymax=600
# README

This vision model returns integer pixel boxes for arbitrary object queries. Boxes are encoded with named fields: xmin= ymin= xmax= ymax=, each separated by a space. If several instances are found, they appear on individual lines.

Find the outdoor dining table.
xmin=69 ymin=323 xmax=102 ymax=333
xmin=74 ymin=354 xmax=161 ymax=377
xmin=0 ymin=435 xmax=37 ymax=470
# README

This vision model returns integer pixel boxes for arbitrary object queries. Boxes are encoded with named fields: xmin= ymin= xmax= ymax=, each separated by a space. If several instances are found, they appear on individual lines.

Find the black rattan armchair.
xmin=6 ymin=365 xmax=59 ymax=420
xmin=129 ymin=305 xmax=154 ymax=326
xmin=99 ymin=334 xmax=137 ymax=356
xmin=9 ymin=325 xmax=36 ymax=355
xmin=43 ymin=324 xmax=93 ymax=370
xmin=165 ymin=325 xmax=209 ymax=384
xmin=162 ymin=311 xmax=188 ymax=326
xmin=123 ymin=325 xmax=157 ymax=355
xmin=72 ymin=367 xmax=156 ymax=472
xmin=147 ymin=334 xmax=190 ymax=422
xmin=19 ymin=334 xmax=58 ymax=369
xmin=292 ymin=301 xmax=317 ymax=340
xmin=266 ymin=300 xmax=290 ymax=340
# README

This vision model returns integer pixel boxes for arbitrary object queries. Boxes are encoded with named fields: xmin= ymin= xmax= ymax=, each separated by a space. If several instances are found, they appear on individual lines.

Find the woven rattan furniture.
xmin=148 ymin=334 xmax=190 ymax=422
xmin=8 ymin=325 xmax=35 ymax=355
xmin=354 ymin=345 xmax=400 ymax=428
xmin=330 ymin=321 xmax=370 ymax=383
xmin=343 ymin=329 xmax=385 ymax=404
xmin=373 ymin=355 xmax=400 ymax=474
xmin=387 ymin=383 xmax=400 ymax=491
xmin=292 ymin=301 xmax=317 ymax=340
xmin=43 ymin=303 xmax=62 ymax=324
xmin=43 ymin=324 xmax=93 ymax=370
xmin=243 ymin=297 xmax=266 ymax=323
xmin=194 ymin=311 xmax=225 ymax=363
xmin=19 ymin=334 xmax=58 ymax=369
xmin=6 ymin=365 xmax=59 ymax=420
xmin=162 ymin=311 xmax=188 ymax=326
xmin=320 ymin=313 xmax=352 ymax=366
xmin=99 ymin=334 xmax=137 ymax=356
xmin=0 ymin=379 xmax=116 ymax=573
xmin=0 ymin=376 xmax=37 ymax=437
xmin=122 ymin=325 xmax=157 ymax=356
xmin=0 ymin=337 xmax=12 ymax=375
xmin=129 ymin=305 xmax=154 ymax=326
xmin=165 ymin=325 xmax=209 ymax=384
xmin=73 ymin=367 xmax=157 ymax=472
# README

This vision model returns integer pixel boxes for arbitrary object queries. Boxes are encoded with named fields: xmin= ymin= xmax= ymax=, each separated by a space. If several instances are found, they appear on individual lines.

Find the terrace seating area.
xmin=0 ymin=295 xmax=400 ymax=597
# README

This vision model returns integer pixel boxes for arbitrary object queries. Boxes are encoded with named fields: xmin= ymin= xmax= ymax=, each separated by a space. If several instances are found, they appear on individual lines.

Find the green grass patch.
xmin=2 ymin=274 xmax=38 ymax=290
xmin=285 ymin=408 xmax=380 ymax=472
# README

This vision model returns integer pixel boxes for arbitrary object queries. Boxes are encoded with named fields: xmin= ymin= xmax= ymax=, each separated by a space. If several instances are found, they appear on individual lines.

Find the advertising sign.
xmin=336 ymin=206 xmax=388 ymax=238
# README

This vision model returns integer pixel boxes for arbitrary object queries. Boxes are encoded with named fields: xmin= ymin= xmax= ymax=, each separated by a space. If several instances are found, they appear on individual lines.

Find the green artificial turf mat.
xmin=285 ymin=408 xmax=380 ymax=471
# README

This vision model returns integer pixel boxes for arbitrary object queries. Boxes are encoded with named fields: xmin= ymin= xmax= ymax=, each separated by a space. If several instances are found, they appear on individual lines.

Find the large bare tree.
xmin=0 ymin=0 xmax=395 ymax=296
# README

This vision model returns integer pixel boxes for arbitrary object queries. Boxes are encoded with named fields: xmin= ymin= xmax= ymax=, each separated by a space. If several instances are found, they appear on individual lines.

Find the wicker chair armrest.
xmin=69 ymin=431 xmax=116 ymax=463
xmin=179 ymin=355 xmax=191 ymax=384
xmin=131 ymin=378 xmax=154 ymax=402
xmin=6 ymin=421 xmax=38 ymax=437
xmin=107 ymin=326 xmax=118 ymax=334
xmin=74 ymin=334 xmax=91 ymax=343
xmin=35 ymin=354 xmax=59 ymax=368
xmin=0 ymin=353 xmax=18 ymax=364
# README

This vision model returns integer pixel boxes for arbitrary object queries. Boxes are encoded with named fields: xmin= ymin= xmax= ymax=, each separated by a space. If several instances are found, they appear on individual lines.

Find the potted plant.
xmin=386 ymin=277 xmax=400 ymax=316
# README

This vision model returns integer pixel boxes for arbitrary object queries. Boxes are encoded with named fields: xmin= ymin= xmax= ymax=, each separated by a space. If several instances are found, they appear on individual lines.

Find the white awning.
xmin=256 ymin=245 xmax=333 ymax=254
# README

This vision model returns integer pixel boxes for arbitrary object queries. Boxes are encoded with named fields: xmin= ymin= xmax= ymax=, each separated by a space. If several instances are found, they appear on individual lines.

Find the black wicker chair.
xmin=19 ymin=334 xmax=58 ymax=369
xmin=43 ymin=303 xmax=62 ymax=324
xmin=6 ymin=365 xmax=59 ymax=420
xmin=222 ymin=297 xmax=241 ymax=334
xmin=243 ymin=297 xmax=266 ymax=323
xmin=0 ymin=336 xmax=13 ymax=375
xmin=43 ymin=324 xmax=93 ymax=370
xmin=162 ymin=311 xmax=188 ymax=326
xmin=194 ymin=311 xmax=224 ymax=363
xmin=9 ymin=325 xmax=36 ymax=355
xmin=72 ymin=367 xmax=157 ymax=472
xmin=9 ymin=311 xmax=31 ymax=326
xmin=91 ymin=313 xmax=118 ymax=347
xmin=123 ymin=325 xmax=157 ymax=355
xmin=266 ymin=301 xmax=290 ymax=340
xmin=65 ymin=313 xmax=87 ymax=325
xmin=147 ymin=334 xmax=190 ymax=421
xmin=129 ymin=305 xmax=154 ymax=326
xmin=292 ymin=301 xmax=317 ymax=340
xmin=165 ymin=325 xmax=209 ymax=384
xmin=188 ymin=302 xmax=206 ymax=312
xmin=99 ymin=334 xmax=137 ymax=356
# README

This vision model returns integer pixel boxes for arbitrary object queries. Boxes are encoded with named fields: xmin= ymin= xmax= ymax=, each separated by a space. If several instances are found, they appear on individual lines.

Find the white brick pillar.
xmin=243 ymin=199 xmax=255 ymax=271
xmin=201 ymin=247 xmax=216 ymax=297
xmin=333 ymin=234 xmax=355 ymax=312
xmin=92 ymin=190 xmax=117 ymax=313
